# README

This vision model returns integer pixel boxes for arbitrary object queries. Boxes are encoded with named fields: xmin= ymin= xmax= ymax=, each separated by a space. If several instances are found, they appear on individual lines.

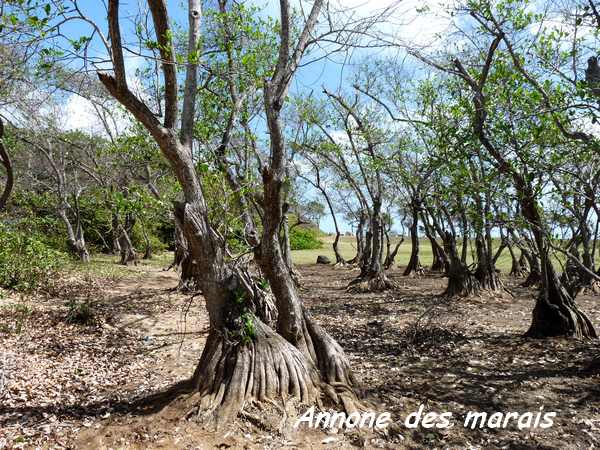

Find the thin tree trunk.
xmin=404 ymin=203 xmax=423 ymax=276
xmin=442 ymin=231 xmax=480 ymax=297
xmin=348 ymin=200 xmax=395 ymax=292
xmin=0 ymin=118 xmax=14 ymax=211
xmin=58 ymin=207 xmax=90 ymax=263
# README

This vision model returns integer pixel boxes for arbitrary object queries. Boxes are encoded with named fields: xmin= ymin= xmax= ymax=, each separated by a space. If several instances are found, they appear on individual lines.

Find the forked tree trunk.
xmin=430 ymin=239 xmax=447 ymax=272
xmin=58 ymin=207 xmax=90 ymax=263
xmin=384 ymin=235 xmax=404 ymax=270
xmin=421 ymin=212 xmax=447 ymax=272
xmin=348 ymin=201 xmax=395 ymax=292
xmin=118 ymin=217 xmax=137 ymax=265
xmin=100 ymin=0 xmax=355 ymax=426
xmin=474 ymin=234 xmax=502 ymax=291
xmin=508 ymin=244 xmax=527 ymax=277
xmin=442 ymin=231 xmax=480 ymax=297
xmin=141 ymin=220 xmax=153 ymax=260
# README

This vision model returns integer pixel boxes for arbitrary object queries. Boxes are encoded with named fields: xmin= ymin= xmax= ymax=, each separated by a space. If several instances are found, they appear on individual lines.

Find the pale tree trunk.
xmin=58 ymin=207 xmax=90 ymax=263
xmin=118 ymin=214 xmax=137 ymax=265
xmin=348 ymin=199 xmax=395 ymax=292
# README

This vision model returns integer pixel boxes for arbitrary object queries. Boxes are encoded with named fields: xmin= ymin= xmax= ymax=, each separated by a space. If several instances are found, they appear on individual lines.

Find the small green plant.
xmin=226 ymin=288 xmax=256 ymax=345
xmin=239 ymin=312 xmax=256 ymax=345
xmin=65 ymin=299 xmax=96 ymax=325
xmin=257 ymin=278 xmax=269 ymax=291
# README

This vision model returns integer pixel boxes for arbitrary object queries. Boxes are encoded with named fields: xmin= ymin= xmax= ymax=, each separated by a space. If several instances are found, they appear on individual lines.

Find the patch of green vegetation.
xmin=227 ymin=287 xmax=257 ymax=345
xmin=289 ymin=226 xmax=322 ymax=250
xmin=65 ymin=299 xmax=96 ymax=325
xmin=0 ymin=223 xmax=67 ymax=291
xmin=291 ymin=236 xmax=518 ymax=272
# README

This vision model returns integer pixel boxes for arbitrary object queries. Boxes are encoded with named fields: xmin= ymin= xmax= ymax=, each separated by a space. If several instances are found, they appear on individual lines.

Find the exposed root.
xmin=189 ymin=319 xmax=321 ymax=429
xmin=525 ymin=273 xmax=597 ymax=339
xmin=509 ymin=266 xmax=528 ymax=277
xmin=302 ymin=309 xmax=361 ymax=414
xmin=403 ymin=265 xmax=425 ymax=277
xmin=347 ymin=272 xmax=397 ymax=293
xmin=443 ymin=271 xmax=481 ymax=297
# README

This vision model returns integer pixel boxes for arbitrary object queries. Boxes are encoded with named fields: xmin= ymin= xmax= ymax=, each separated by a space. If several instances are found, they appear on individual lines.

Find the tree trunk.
xmin=172 ymin=220 xmax=197 ymax=291
xmin=348 ymin=201 xmax=395 ymax=292
xmin=508 ymin=244 xmax=527 ymax=277
xmin=111 ymin=211 xmax=122 ymax=255
xmin=141 ymin=220 xmax=153 ymax=260
xmin=430 ymin=239 xmax=447 ymax=272
xmin=58 ymin=207 xmax=90 ymax=263
xmin=442 ymin=231 xmax=481 ymax=297
xmin=384 ymin=235 xmax=404 ymax=270
xmin=404 ymin=204 xmax=423 ymax=276
xmin=0 ymin=118 xmax=14 ymax=212
xmin=526 ymin=256 xmax=597 ymax=338
xmin=474 ymin=233 xmax=502 ymax=291
xmin=118 ymin=214 xmax=137 ymax=265
xmin=521 ymin=248 xmax=541 ymax=287
xmin=346 ymin=211 xmax=366 ymax=265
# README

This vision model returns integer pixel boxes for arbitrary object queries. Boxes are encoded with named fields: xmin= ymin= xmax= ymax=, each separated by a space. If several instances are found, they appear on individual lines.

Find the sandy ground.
xmin=1 ymin=259 xmax=599 ymax=449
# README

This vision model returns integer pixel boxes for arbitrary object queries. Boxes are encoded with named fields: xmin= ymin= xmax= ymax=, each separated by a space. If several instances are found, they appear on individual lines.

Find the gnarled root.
xmin=525 ymin=287 xmax=597 ymax=339
xmin=301 ymin=309 xmax=361 ymax=414
xmin=347 ymin=271 xmax=397 ymax=293
xmin=444 ymin=271 xmax=481 ymax=297
xmin=189 ymin=319 xmax=321 ymax=429
xmin=403 ymin=264 xmax=425 ymax=277
xmin=510 ymin=266 xmax=528 ymax=277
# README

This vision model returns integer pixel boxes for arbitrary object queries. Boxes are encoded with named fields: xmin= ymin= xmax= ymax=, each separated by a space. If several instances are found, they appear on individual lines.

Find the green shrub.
xmin=0 ymin=223 xmax=67 ymax=291
xmin=289 ymin=226 xmax=322 ymax=250
xmin=65 ymin=299 xmax=96 ymax=325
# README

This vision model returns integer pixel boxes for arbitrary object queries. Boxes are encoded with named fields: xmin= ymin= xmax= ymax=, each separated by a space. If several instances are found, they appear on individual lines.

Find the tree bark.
xmin=347 ymin=200 xmax=395 ymax=292
xmin=442 ymin=231 xmax=481 ymax=297
xmin=403 ymin=202 xmax=423 ymax=276
xmin=58 ymin=206 xmax=90 ymax=263
xmin=0 ymin=118 xmax=14 ymax=211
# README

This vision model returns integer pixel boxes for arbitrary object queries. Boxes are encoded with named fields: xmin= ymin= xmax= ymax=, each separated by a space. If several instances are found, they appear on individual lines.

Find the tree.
xmin=87 ymin=0 xmax=380 ymax=424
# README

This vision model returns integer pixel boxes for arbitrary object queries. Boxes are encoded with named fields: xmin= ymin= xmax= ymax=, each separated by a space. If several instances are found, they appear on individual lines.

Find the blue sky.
xmin=53 ymin=0 xmax=450 ymax=234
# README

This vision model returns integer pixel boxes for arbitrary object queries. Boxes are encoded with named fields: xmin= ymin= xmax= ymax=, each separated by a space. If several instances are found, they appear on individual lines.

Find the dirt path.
xmin=1 ymin=262 xmax=600 ymax=449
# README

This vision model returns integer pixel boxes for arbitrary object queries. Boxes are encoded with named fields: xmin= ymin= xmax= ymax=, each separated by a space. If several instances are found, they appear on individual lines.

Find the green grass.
xmin=292 ymin=235 xmax=516 ymax=272
xmin=67 ymin=252 xmax=173 ymax=280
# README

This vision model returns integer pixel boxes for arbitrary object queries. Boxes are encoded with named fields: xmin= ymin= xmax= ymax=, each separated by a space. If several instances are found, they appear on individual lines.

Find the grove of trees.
xmin=1 ymin=0 xmax=600 ymax=437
